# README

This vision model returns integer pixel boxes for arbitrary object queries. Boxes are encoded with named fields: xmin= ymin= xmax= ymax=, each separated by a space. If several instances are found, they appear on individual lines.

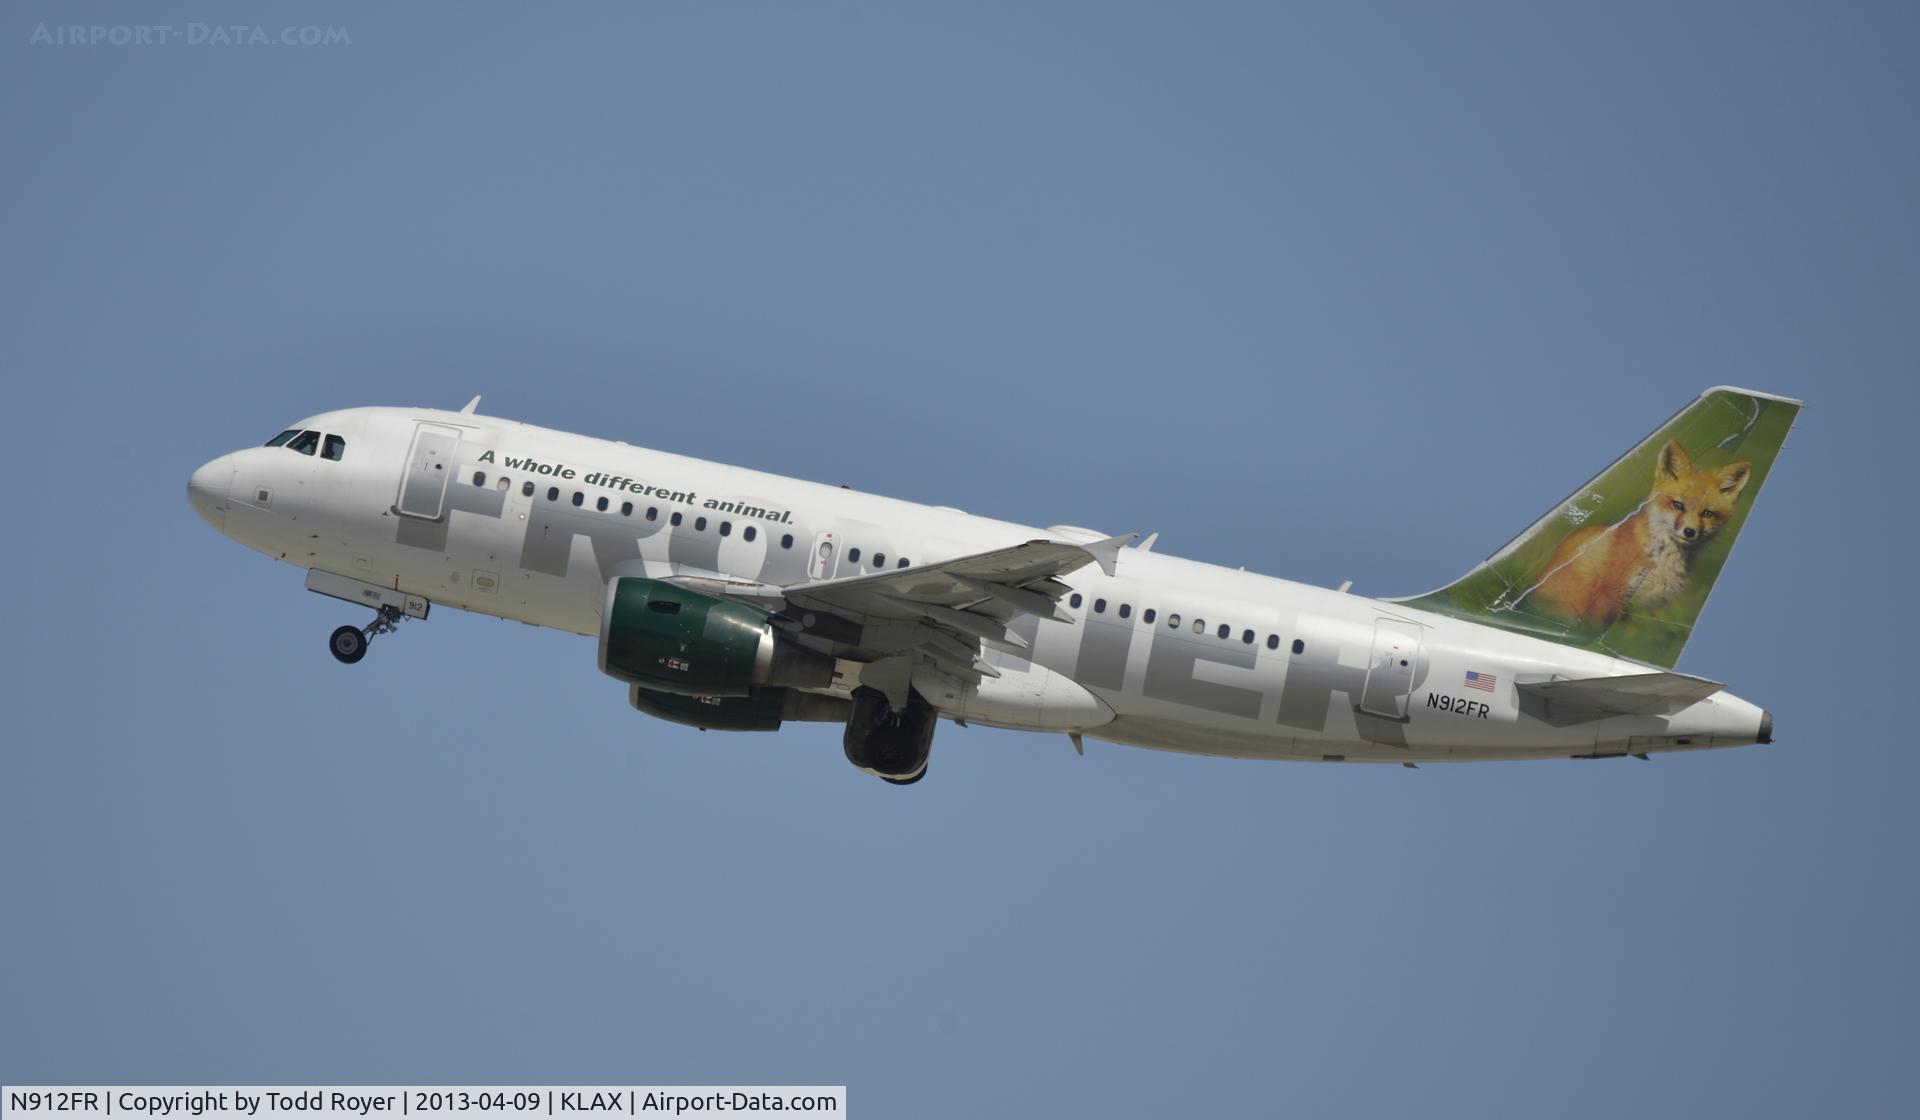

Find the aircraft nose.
xmin=188 ymin=455 xmax=234 ymax=532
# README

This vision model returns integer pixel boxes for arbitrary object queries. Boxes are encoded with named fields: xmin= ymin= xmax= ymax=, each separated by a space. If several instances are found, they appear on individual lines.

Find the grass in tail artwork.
xmin=1397 ymin=387 xmax=1801 ymax=668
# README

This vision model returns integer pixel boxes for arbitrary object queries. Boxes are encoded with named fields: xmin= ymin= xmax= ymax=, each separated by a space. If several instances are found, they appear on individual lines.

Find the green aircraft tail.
xmin=1393 ymin=386 xmax=1801 ymax=669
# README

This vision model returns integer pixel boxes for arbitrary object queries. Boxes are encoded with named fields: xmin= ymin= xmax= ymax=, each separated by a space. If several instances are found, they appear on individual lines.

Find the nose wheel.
xmin=329 ymin=625 xmax=367 ymax=664
xmin=328 ymin=604 xmax=408 ymax=665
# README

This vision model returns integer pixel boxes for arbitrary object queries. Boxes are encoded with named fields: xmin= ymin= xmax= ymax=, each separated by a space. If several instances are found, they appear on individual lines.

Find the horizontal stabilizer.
xmin=1517 ymin=671 xmax=1723 ymax=716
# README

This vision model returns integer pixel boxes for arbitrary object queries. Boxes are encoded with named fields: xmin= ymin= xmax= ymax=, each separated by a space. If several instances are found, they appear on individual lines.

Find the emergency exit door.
xmin=396 ymin=422 xmax=462 ymax=519
xmin=808 ymin=532 xmax=837 ymax=580
xmin=1358 ymin=618 xmax=1423 ymax=720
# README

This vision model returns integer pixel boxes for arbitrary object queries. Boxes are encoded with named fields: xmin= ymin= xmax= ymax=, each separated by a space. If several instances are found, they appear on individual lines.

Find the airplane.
xmin=187 ymin=386 xmax=1799 ymax=784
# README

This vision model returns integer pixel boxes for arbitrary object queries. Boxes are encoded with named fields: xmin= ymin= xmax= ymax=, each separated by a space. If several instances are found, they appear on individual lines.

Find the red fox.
xmin=1530 ymin=439 xmax=1752 ymax=627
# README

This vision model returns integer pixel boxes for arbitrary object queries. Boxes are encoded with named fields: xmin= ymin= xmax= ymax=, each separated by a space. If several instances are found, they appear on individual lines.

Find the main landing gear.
xmin=842 ymin=687 xmax=936 ymax=785
xmin=328 ymin=604 xmax=408 ymax=665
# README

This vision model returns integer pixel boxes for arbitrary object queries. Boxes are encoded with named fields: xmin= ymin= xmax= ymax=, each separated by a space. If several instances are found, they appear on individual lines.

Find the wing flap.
xmin=781 ymin=534 xmax=1131 ymax=679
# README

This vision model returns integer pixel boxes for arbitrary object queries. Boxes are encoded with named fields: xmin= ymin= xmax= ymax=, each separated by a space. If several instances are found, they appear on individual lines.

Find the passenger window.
xmin=1242 ymin=629 xmax=1254 ymax=644
xmin=1217 ymin=623 xmax=1230 ymax=639
xmin=1070 ymin=593 xmax=1083 ymax=608
xmin=572 ymin=491 xmax=584 ymax=507
xmin=496 ymin=477 xmax=510 ymax=492
xmin=873 ymin=553 xmax=885 ymax=568
xmin=720 ymin=521 xmax=732 ymax=537
xmin=322 ymin=435 xmax=346 ymax=461
xmin=473 ymin=471 xmax=487 ymax=487
xmin=286 ymin=430 xmax=320 ymax=456
xmin=1119 ymin=604 xmax=1132 ymax=619
xmin=848 ymin=548 xmax=861 ymax=563
xmin=1193 ymin=619 xmax=1206 ymax=634
xmin=522 ymin=481 xmax=534 ymax=497
xmin=897 ymin=558 xmax=909 ymax=568
xmin=1267 ymin=634 xmax=1280 ymax=650
xmin=1168 ymin=613 xmax=1181 ymax=628
xmin=1292 ymin=639 xmax=1305 ymax=654
xmin=744 ymin=526 xmax=756 ymax=541
xmin=596 ymin=496 xmax=609 ymax=512
xmin=1144 ymin=609 xmax=1156 ymax=624
xmin=781 ymin=533 xmax=794 ymax=549
xmin=670 ymin=511 xmax=682 ymax=526
xmin=648 ymin=507 xmax=659 ymax=521
xmin=695 ymin=517 xmax=707 ymax=531
xmin=621 ymin=501 xmax=632 ymax=516
xmin=1094 ymin=599 xmax=1106 ymax=613
xmin=264 ymin=429 xmax=300 ymax=447
xmin=547 ymin=487 xmax=559 ymax=501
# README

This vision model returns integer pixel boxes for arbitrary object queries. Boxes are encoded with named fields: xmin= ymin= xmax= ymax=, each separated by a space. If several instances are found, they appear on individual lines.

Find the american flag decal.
xmin=1464 ymin=670 xmax=1497 ymax=692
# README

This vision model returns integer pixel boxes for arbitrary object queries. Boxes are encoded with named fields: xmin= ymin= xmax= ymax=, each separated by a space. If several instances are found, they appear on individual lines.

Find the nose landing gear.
xmin=328 ymin=604 xmax=408 ymax=665
xmin=306 ymin=571 xmax=430 ymax=666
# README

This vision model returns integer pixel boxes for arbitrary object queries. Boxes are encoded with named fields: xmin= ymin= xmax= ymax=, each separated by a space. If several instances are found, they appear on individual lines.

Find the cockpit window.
xmin=285 ymin=430 xmax=321 ymax=456
xmin=322 ymin=435 xmax=346 ymax=461
xmin=264 ymin=429 xmax=301 ymax=447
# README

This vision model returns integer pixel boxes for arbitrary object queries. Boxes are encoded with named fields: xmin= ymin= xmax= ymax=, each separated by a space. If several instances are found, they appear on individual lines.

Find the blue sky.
xmin=3 ymin=3 xmax=1916 ymax=1116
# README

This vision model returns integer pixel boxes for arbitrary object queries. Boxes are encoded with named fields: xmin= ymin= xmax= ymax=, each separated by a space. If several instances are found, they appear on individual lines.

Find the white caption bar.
xmin=3 ymin=1090 xmax=845 ymax=1120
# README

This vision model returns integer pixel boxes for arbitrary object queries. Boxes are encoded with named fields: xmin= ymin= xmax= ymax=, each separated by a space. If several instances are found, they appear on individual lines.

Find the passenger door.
xmin=395 ymin=422 xmax=462 ymax=519
xmin=1358 ymin=618 xmax=1423 ymax=720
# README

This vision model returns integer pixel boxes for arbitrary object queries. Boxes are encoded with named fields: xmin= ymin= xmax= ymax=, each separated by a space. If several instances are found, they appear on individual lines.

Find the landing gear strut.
xmin=329 ymin=604 xmax=407 ymax=665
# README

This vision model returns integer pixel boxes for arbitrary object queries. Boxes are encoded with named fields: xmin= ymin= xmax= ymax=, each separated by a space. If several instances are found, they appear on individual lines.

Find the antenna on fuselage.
xmin=460 ymin=395 xmax=482 ymax=415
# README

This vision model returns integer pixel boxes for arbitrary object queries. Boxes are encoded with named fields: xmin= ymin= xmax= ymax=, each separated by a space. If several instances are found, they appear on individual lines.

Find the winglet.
xmin=1080 ymin=532 xmax=1138 ymax=577
xmin=460 ymin=395 xmax=482 ymax=415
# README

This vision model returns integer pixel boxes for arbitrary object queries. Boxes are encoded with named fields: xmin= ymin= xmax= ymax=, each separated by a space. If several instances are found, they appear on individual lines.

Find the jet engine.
xmin=598 ymin=577 xmax=834 ymax=697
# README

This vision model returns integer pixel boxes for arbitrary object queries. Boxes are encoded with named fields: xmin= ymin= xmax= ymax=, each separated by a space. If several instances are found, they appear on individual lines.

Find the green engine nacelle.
xmin=598 ymin=577 xmax=834 ymax=698
xmin=629 ymin=685 xmax=789 ymax=731
xmin=628 ymin=684 xmax=850 ymax=732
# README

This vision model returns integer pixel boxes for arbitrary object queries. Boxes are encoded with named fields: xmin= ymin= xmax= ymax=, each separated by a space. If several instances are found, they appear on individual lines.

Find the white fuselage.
xmin=188 ymin=406 xmax=1770 ymax=763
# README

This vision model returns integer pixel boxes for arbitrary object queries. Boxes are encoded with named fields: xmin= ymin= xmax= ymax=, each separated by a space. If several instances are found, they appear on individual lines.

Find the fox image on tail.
xmin=1528 ymin=439 xmax=1751 ymax=627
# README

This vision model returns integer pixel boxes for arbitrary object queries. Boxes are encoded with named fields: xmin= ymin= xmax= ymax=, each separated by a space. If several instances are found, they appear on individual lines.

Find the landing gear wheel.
xmin=329 ymin=624 xmax=368 ymax=664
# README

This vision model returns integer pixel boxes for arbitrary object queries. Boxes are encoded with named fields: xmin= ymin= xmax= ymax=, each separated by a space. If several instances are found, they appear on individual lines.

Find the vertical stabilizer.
xmin=1392 ymin=387 xmax=1801 ymax=669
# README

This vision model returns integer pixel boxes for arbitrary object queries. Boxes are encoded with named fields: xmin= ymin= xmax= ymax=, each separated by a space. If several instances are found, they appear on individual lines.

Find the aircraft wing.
xmin=780 ymin=533 xmax=1134 ymax=684
xmin=1517 ymin=671 xmax=1725 ymax=716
